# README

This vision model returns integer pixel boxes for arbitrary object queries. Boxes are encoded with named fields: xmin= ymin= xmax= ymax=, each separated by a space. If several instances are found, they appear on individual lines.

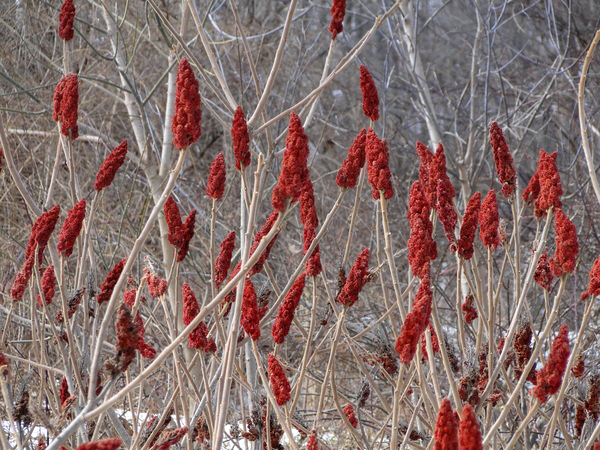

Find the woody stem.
xmin=505 ymin=400 xmax=541 ymax=450
xmin=313 ymin=307 xmax=347 ymax=429
xmin=543 ymin=297 xmax=595 ymax=446
xmin=455 ymin=256 xmax=467 ymax=359
xmin=476 ymin=208 xmax=553 ymax=414
xmin=250 ymin=340 xmax=298 ymax=450
xmin=379 ymin=195 xmax=406 ymax=319
xmin=342 ymin=168 xmax=366 ymax=269
xmin=487 ymin=246 xmax=494 ymax=386
xmin=289 ymin=276 xmax=318 ymax=415
xmin=483 ymin=274 xmax=566 ymax=445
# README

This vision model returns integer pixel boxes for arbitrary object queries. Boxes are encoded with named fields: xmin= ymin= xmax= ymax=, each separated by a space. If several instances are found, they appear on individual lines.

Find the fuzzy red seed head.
xmin=57 ymin=198 xmax=86 ymax=257
xmin=134 ymin=310 xmax=156 ymax=359
xmin=343 ymin=404 xmax=358 ymax=428
xmin=479 ymin=190 xmax=499 ymax=250
xmin=95 ymin=140 xmax=127 ymax=191
xmin=395 ymin=276 xmax=432 ymax=364
xmin=336 ymin=128 xmax=367 ymax=189
xmin=329 ymin=0 xmax=346 ymax=39
xmin=407 ymin=214 xmax=437 ymax=279
xmin=271 ymin=112 xmax=310 ymax=210
xmin=207 ymin=153 xmax=226 ymax=200
xmin=144 ymin=269 xmax=167 ymax=298
xmin=359 ymin=65 xmax=379 ymax=121
xmin=52 ymin=79 xmax=64 ymax=122
xmin=407 ymin=180 xmax=436 ymax=278
xmin=433 ymin=398 xmax=459 ymax=450
xmin=164 ymin=196 xmax=182 ymax=247
xmin=74 ymin=438 xmax=122 ymax=450
xmin=152 ymin=427 xmax=188 ymax=449
xmin=300 ymin=178 xmax=319 ymax=229
xmin=13 ymin=222 xmax=44 ymax=298
xmin=58 ymin=0 xmax=75 ymax=41
xmin=457 ymin=192 xmax=481 ymax=260
xmin=172 ymin=57 xmax=201 ymax=150
xmin=303 ymin=226 xmax=322 ymax=277
xmin=215 ymin=231 xmax=236 ymax=289
xmin=575 ymin=405 xmax=586 ymax=437
xmin=182 ymin=283 xmax=214 ymax=352
xmin=534 ymin=252 xmax=554 ymax=291
xmin=585 ymin=376 xmax=600 ymax=421
xmin=489 ymin=122 xmax=516 ymax=198
xmin=97 ymin=259 xmax=126 ymax=305
xmin=416 ymin=141 xmax=434 ymax=207
xmin=307 ymin=430 xmax=319 ymax=450
xmin=11 ymin=266 xmax=32 ymax=302
xmin=59 ymin=377 xmax=70 ymax=407
xmin=35 ymin=205 xmax=61 ymax=253
xmin=534 ymin=150 xmax=563 ymax=216
xmin=532 ymin=324 xmax=570 ymax=403
xmin=196 ymin=417 xmax=210 ymax=443
xmin=123 ymin=288 xmax=136 ymax=308
xmin=268 ymin=354 xmax=291 ymax=406
xmin=432 ymin=144 xmax=457 ymax=212
xmin=522 ymin=170 xmax=540 ymax=205
xmin=241 ymin=278 xmax=261 ymax=341
xmin=549 ymin=208 xmax=578 ymax=277
xmin=430 ymin=144 xmax=455 ymax=202
xmin=462 ymin=294 xmax=477 ymax=324
xmin=458 ymin=404 xmax=482 ymax=450
xmin=272 ymin=274 xmax=306 ymax=344
xmin=436 ymin=178 xmax=458 ymax=246
xmin=302 ymin=214 xmax=318 ymax=245
xmin=407 ymin=177 xmax=431 ymax=223
xmin=37 ymin=265 xmax=56 ymax=307
xmin=513 ymin=324 xmax=536 ymax=381
xmin=232 ymin=106 xmax=251 ymax=170
xmin=425 ymin=143 xmax=458 ymax=244
xmin=27 ymin=205 xmax=62 ymax=267
xmin=182 ymin=283 xmax=199 ymax=335
xmin=306 ymin=245 xmax=322 ymax=278
xmin=12 ymin=205 xmax=61 ymax=301
xmin=53 ymin=74 xmax=79 ymax=139
xmin=365 ymin=128 xmax=393 ymax=200
xmin=106 ymin=304 xmax=139 ymax=375
xmin=300 ymin=179 xmax=322 ymax=277
xmin=337 ymin=248 xmax=370 ymax=307
xmin=176 ymin=209 xmax=196 ymax=262
xmin=581 ymin=253 xmax=600 ymax=300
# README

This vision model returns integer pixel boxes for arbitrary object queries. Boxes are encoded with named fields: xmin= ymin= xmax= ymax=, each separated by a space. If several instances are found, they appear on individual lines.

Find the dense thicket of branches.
xmin=1 ymin=0 xmax=600 ymax=449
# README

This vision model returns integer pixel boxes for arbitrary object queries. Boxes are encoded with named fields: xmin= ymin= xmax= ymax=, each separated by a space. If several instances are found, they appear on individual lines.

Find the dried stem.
xmin=578 ymin=29 xmax=600 ymax=207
